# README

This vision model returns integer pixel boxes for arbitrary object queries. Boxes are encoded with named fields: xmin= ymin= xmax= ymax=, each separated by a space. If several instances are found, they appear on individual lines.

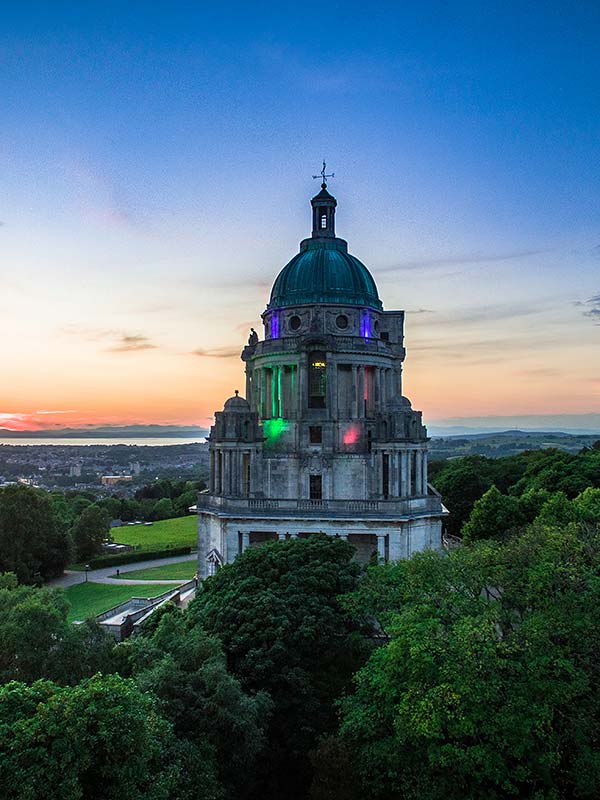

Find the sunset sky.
xmin=1 ymin=2 xmax=599 ymax=432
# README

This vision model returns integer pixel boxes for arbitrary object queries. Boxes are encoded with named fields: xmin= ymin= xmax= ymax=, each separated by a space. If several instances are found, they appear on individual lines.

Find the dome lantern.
xmin=266 ymin=175 xmax=382 ymax=311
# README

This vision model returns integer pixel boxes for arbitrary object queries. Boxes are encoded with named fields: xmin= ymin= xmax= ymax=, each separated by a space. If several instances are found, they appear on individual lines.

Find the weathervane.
xmin=312 ymin=160 xmax=335 ymax=189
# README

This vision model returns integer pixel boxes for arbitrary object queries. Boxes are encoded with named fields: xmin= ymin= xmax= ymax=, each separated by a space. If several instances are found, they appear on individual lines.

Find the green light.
xmin=263 ymin=417 xmax=288 ymax=443
xmin=271 ymin=368 xmax=276 ymax=418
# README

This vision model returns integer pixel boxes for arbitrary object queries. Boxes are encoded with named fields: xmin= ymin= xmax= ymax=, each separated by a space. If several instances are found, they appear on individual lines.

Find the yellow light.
xmin=312 ymin=361 xmax=326 ymax=368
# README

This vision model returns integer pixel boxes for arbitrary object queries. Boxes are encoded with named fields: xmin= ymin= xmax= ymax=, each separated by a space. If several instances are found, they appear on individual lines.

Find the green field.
xmin=114 ymin=559 xmax=196 ymax=581
xmin=64 ymin=581 xmax=165 ymax=622
xmin=111 ymin=515 xmax=197 ymax=552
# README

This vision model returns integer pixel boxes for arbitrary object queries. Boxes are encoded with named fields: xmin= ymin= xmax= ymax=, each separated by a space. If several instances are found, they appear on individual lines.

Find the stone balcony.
xmin=197 ymin=490 xmax=443 ymax=519
xmin=242 ymin=334 xmax=404 ymax=360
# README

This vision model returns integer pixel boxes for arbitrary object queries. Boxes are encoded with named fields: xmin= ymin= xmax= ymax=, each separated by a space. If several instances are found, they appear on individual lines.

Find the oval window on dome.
xmin=289 ymin=315 xmax=301 ymax=331
xmin=336 ymin=314 xmax=348 ymax=330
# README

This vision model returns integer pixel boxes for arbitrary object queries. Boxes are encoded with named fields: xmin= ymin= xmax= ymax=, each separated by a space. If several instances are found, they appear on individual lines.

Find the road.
xmin=47 ymin=552 xmax=198 ymax=588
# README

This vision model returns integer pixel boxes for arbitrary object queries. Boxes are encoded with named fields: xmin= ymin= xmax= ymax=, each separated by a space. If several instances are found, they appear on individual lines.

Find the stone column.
xmin=245 ymin=367 xmax=252 ymax=406
xmin=389 ymin=450 xmax=395 ymax=498
xmin=326 ymin=357 xmax=335 ymax=416
xmin=238 ymin=450 xmax=243 ymax=496
xmin=358 ymin=366 xmax=365 ymax=417
xmin=292 ymin=365 xmax=298 ymax=416
xmin=407 ymin=450 xmax=413 ymax=496
xmin=376 ymin=533 xmax=386 ymax=562
xmin=215 ymin=449 xmax=221 ymax=495
xmin=352 ymin=365 xmax=359 ymax=417
xmin=224 ymin=451 xmax=230 ymax=496
xmin=415 ymin=451 xmax=423 ymax=495
xmin=256 ymin=368 xmax=263 ymax=417
xmin=400 ymin=450 xmax=408 ymax=496
xmin=298 ymin=359 xmax=307 ymax=415
xmin=241 ymin=531 xmax=250 ymax=552
xmin=375 ymin=367 xmax=382 ymax=411
xmin=422 ymin=451 xmax=428 ymax=494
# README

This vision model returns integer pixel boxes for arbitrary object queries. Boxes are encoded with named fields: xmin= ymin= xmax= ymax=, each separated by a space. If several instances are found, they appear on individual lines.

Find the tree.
xmin=0 ymin=674 xmax=204 ymax=800
xmin=151 ymin=497 xmax=175 ymax=521
xmin=535 ymin=491 xmax=577 ymax=527
xmin=0 ymin=484 xmax=71 ymax=582
xmin=574 ymin=487 xmax=600 ymax=525
xmin=72 ymin=503 xmax=110 ymax=561
xmin=334 ymin=526 xmax=600 ymax=800
xmin=431 ymin=456 xmax=496 ymax=536
xmin=462 ymin=485 xmax=524 ymax=543
xmin=188 ymin=535 xmax=370 ymax=800
xmin=125 ymin=611 xmax=270 ymax=800
xmin=0 ymin=577 xmax=114 ymax=685
xmin=518 ymin=487 xmax=552 ymax=522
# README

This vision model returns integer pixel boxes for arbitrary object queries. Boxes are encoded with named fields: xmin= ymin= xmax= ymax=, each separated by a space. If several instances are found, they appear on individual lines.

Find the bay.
xmin=0 ymin=437 xmax=206 ymax=447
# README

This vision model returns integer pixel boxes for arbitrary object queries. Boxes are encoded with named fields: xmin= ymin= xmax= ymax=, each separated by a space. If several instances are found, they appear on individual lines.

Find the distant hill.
xmin=429 ymin=429 xmax=600 ymax=460
xmin=0 ymin=425 xmax=209 ymax=439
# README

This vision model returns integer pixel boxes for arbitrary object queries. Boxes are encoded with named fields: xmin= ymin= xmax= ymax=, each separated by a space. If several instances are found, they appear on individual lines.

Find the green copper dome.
xmin=268 ymin=239 xmax=382 ymax=310
xmin=267 ymin=184 xmax=382 ymax=311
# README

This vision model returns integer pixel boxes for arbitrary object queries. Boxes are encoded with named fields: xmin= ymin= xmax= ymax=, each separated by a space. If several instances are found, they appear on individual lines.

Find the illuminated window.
xmin=309 ymin=474 xmax=322 ymax=500
xmin=309 ymin=426 xmax=322 ymax=444
xmin=321 ymin=214 xmax=327 ymax=228
xmin=309 ymin=352 xmax=326 ymax=408
xmin=271 ymin=313 xmax=280 ymax=339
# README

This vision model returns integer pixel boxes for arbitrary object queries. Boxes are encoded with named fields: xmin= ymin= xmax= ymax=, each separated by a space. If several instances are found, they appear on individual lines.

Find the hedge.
xmin=87 ymin=546 xmax=192 ymax=569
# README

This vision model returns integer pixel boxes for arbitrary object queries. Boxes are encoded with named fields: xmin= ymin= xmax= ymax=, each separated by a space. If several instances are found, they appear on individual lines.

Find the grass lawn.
xmin=114 ymin=559 xmax=196 ymax=581
xmin=64 ymin=581 xmax=166 ymax=622
xmin=111 ymin=515 xmax=197 ymax=552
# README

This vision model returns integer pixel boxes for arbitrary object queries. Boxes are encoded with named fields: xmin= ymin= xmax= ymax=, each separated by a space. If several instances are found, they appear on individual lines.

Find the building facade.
xmin=197 ymin=181 xmax=446 ymax=576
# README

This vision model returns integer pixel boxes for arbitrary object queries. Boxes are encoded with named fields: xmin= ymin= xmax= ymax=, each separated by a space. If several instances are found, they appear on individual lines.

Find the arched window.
xmin=309 ymin=351 xmax=326 ymax=408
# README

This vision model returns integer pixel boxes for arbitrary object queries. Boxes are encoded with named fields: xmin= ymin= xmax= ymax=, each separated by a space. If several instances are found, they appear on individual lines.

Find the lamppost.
xmin=85 ymin=564 xmax=90 ymax=582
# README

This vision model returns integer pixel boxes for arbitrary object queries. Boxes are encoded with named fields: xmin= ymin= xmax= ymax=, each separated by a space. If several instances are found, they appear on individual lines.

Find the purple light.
xmin=360 ymin=312 xmax=371 ymax=339
xmin=271 ymin=312 xmax=280 ymax=339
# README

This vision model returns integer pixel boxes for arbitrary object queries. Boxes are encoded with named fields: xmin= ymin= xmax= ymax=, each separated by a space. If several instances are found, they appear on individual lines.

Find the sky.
xmin=1 ymin=1 xmax=599 ymax=431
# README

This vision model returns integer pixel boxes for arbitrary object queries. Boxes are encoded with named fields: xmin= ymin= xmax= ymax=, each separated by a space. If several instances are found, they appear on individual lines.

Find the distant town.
xmin=2 ymin=431 xmax=599 ymax=496
xmin=0 ymin=442 xmax=209 ymax=493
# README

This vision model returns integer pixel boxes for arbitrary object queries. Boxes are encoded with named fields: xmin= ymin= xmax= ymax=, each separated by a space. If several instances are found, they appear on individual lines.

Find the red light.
xmin=343 ymin=425 xmax=360 ymax=445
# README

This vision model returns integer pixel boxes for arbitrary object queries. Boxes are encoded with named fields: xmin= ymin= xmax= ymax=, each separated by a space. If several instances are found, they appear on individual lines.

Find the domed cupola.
xmin=267 ymin=167 xmax=382 ymax=311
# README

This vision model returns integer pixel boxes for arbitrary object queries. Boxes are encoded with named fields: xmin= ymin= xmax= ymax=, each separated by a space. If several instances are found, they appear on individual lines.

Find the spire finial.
xmin=234 ymin=389 xmax=239 ymax=396
xmin=312 ymin=159 xmax=335 ymax=189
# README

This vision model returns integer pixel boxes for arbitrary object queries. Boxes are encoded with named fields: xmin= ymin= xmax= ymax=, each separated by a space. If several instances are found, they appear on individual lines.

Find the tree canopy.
xmin=188 ymin=535 xmax=370 ymax=800
xmin=0 ymin=484 xmax=71 ymax=582
xmin=332 ymin=525 xmax=600 ymax=800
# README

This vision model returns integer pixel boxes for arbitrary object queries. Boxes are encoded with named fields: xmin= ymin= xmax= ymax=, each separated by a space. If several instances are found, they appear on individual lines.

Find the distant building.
xmin=198 ymin=179 xmax=447 ymax=577
xmin=129 ymin=461 xmax=141 ymax=475
xmin=69 ymin=463 xmax=82 ymax=477
xmin=101 ymin=475 xmax=133 ymax=486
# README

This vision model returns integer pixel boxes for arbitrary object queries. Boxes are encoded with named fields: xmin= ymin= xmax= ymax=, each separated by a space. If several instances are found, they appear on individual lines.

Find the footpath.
xmin=47 ymin=552 xmax=198 ymax=589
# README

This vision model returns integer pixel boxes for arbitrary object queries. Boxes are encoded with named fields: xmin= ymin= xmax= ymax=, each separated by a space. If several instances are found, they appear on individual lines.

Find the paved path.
xmin=47 ymin=552 xmax=198 ymax=589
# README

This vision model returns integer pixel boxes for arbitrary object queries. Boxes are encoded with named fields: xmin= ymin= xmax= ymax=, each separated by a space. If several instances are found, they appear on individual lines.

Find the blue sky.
xmin=1 ymin=2 xmax=599 ymax=429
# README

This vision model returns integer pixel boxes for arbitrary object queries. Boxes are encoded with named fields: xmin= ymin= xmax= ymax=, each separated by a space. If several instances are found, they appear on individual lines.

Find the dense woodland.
xmin=0 ymin=479 xmax=204 ymax=580
xmin=1 ymin=444 xmax=600 ymax=798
